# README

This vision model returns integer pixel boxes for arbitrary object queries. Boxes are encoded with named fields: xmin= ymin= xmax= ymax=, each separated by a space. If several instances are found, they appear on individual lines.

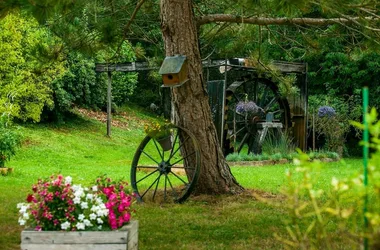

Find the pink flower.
xmin=123 ymin=213 xmax=131 ymax=222
xmin=103 ymin=186 xmax=115 ymax=197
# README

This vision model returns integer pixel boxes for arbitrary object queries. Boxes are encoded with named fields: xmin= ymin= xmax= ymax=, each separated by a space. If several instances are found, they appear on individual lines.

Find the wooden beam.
xmin=95 ymin=59 xmax=307 ymax=74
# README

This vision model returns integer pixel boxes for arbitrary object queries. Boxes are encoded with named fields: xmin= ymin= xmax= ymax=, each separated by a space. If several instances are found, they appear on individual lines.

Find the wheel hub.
xmin=158 ymin=161 xmax=171 ymax=174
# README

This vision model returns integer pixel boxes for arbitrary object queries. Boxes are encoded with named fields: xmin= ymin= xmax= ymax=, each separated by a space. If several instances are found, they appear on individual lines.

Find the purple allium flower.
xmin=236 ymin=101 xmax=264 ymax=115
xmin=318 ymin=106 xmax=336 ymax=118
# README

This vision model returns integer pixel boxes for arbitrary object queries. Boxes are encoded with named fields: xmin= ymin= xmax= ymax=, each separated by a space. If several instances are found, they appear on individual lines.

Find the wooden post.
xmin=107 ymin=71 xmax=112 ymax=137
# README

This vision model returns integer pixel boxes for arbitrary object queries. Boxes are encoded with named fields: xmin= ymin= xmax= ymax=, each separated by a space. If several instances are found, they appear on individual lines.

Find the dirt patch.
xmin=190 ymin=188 xmax=285 ymax=204
xmin=75 ymin=108 xmax=150 ymax=130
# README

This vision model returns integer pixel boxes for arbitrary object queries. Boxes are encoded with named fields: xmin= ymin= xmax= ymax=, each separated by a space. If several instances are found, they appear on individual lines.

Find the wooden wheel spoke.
xmin=171 ymin=151 xmax=196 ymax=166
xmin=237 ymin=133 xmax=250 ymax=153
xmin=168 ymin=136 xmax=191 ymax=161
xmin=164 ymin=174 xmax=168 ymax=201
xmin=264 ymin=97 xmax=277 ymax=112
xmin=152 ymin=139 xmax=164 ymax=160
xmin=229 ymin=126 xmax=246 ymax=138
xmin=141 ymin=150 xmax=160 ymax=165
xmin=141 ymin=174 xmax=161 ymax=199
xmin=136 ymin=166 xmax=158 ymax=169
xmin=170 ymin=171 xmax=188 ymax=185
xmin=166 ymin=176 xmax=179 ymax=199
xmin=152 ymin=174 xmax=162 ymax=201
xmin=171 ymin=166 xmax=195 ymax=170
xmin=169 ymin=132 xmax=180 ymax=158
xmin=135 ymin=169 xmax=159 ymax=184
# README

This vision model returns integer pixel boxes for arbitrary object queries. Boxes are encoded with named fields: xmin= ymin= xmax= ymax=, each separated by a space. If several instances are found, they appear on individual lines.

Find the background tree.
xmin=0 ymin=11 xmax=66 ymax=122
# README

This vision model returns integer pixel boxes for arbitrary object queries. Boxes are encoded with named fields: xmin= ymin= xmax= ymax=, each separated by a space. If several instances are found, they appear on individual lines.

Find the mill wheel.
xmin=131 ymin=125 xmax=200 ymax=203
xmin=224 ymin=76 xmax=291 ymax=155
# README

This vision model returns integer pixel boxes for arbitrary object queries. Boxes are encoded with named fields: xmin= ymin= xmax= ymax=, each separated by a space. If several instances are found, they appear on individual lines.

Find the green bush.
xmin=0 ymin=116 xmax=22 ymax=168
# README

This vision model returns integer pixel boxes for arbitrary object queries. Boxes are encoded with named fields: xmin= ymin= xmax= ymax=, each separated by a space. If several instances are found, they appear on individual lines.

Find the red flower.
xmin=26 ymin=194 xmax=34 ymax=202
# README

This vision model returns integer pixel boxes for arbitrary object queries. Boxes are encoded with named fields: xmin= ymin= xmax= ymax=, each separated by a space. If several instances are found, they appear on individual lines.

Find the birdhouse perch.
xmin=159 ymin=55 xmax=189 ymax=87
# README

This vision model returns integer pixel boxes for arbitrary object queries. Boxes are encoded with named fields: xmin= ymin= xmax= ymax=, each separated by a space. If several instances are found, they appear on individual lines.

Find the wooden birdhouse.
xmin=159 ymin=55 xmax=189 ymax=87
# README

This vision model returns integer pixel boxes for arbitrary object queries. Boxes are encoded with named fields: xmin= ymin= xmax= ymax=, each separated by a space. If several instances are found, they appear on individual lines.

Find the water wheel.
xmin=223 ymin=76 xmax=291 ymax=155
xmin=131 ymin=125 xmax=200 ymax=203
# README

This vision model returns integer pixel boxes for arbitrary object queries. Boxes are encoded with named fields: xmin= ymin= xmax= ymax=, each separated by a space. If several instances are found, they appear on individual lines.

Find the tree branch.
xmin=196 ymin=14 xmax=374 ymax=27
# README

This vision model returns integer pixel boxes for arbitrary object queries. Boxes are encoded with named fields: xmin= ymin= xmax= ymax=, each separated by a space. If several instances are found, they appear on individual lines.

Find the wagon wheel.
xmin=224 ymin=76 xmax=291 ymax=155
xmin=131 ymin=125 xmax=200 ymax=203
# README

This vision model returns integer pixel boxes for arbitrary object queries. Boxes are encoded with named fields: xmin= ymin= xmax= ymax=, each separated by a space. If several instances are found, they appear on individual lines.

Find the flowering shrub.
xmin=318 ymin=105 xmax=336 ymax=118
xmin=144 ymin=120 xmax=172 ymax=139
xmin=235 ymin=101 xmax=264 ymax=116
xmin=17 ymin=174 xmax=133 ymax=231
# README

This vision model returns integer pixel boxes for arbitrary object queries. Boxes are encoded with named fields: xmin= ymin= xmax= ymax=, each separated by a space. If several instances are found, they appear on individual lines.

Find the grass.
xmin=0 ymin=110 xmax=365 ymax=250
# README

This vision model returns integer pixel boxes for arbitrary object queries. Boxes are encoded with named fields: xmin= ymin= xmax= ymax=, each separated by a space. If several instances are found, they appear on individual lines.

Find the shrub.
xmin=0 ymin=115 xmax=22 ymax=168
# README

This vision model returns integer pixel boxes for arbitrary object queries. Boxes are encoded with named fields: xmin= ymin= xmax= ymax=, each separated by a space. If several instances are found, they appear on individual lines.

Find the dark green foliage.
xmin=0 ymin=116 xmax=22 ymax=168
xmin=49 ymin=49 xmax=138 ymax=120
xmin=52 ymin=52 xmax=102 ymax=112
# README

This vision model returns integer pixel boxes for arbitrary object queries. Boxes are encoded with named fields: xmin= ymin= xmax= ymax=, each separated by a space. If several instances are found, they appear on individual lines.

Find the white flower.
xmin=293 ymin=158 xmax=301 ymax=166
xmin=89 ymin=213 xmax=97 ymax=220
xmin=78 ymin=214 xmax=85 ymax=221
xmin=83 ymin=219 xmax=92 ymax=227
xmin=65 ymin=176 xmax=72 ymax=185
xmin=18 ymin=218 xmax=26 ymax=226
xmin=76 ymin=222 xmax=85 ymax=230
xmin=96 ymin=209 xmax=108 ymax=217
xmin=341 ymin=184 xmax=349 ymax=191
xmin=331 ymin=177 xmax=339 ymax=190
xmin=17 ymin=203 xmax=24 ymax=209
xmin=61 ymin=221 xmax=71 ymax=230
xmin=91 ymin=205 xmax=99 ymax=212
xmin=97 ymin=218 xmax=104 ymax=224
xmin=23 ymin=213 xmax=29 ymax=220
xmin=98 ymin=225 xmax=102 ymax=230
xmin=73 ymin=196 xmax=81 ymax=204
xmin=18 ymin=204 xmax=30 ymax=214
xmin=95 ymin=197 xmax=103 ymax=204
xmin=74 ymin=190 xmax=84 ymax=198
xmin=80 ymin=202 xmax=89 ymax=209
xmin=86 ymin=193 xmax=93 ymax=200
xmin=92 ymin=185 xmax=98 ymax=192
xmin=71 ymin=184 xmax=82 ymax=192
xmin=84 ymin=187 xmax=89 ymax=191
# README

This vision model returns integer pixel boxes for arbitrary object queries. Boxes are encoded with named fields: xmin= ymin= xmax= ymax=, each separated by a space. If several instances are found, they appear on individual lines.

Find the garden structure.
xmin=96 ymin=58 xmax=308 ymax=203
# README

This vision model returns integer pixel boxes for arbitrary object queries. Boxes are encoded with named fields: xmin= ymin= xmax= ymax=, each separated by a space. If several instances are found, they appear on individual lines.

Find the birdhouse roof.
xmin=159 ymin=55 xmax=187 ymax=74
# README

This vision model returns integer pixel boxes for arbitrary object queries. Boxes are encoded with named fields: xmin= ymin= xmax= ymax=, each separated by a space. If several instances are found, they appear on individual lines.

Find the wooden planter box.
xmin=21 ymin=220 xmax=138 ymax=250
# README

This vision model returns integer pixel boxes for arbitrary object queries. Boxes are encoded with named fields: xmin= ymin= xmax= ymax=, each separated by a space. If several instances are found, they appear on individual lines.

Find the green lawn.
xmin=0 ymin=113 xmax=365 ymax=250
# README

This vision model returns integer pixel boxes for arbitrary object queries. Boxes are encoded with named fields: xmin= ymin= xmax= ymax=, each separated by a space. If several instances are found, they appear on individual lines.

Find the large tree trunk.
xmin=160 ymin=0 xmax=243 ymax=194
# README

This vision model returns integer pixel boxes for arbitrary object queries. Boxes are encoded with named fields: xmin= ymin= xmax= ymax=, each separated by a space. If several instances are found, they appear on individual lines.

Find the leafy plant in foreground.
xmin=277 ymin=108 xmax=380 ymax=249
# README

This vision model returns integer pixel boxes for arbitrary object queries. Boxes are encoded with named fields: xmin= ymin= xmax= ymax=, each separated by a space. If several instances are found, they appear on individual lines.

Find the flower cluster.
xmin=144 ymin=120 xmax=172 ymax=140
xmin=236 ymin=101 xmax=264 ymax=116
xmin=318 ymin=106 xmax=336 ymax=118
xmin=17 ymin=174 xmax=133 ymax=231
xmin=95 ymin=176 xmax=132 ymax=230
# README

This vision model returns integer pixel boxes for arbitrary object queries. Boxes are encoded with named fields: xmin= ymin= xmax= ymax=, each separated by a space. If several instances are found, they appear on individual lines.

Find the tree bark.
xmin=160 ymin=0 xmax=243 ymax=195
